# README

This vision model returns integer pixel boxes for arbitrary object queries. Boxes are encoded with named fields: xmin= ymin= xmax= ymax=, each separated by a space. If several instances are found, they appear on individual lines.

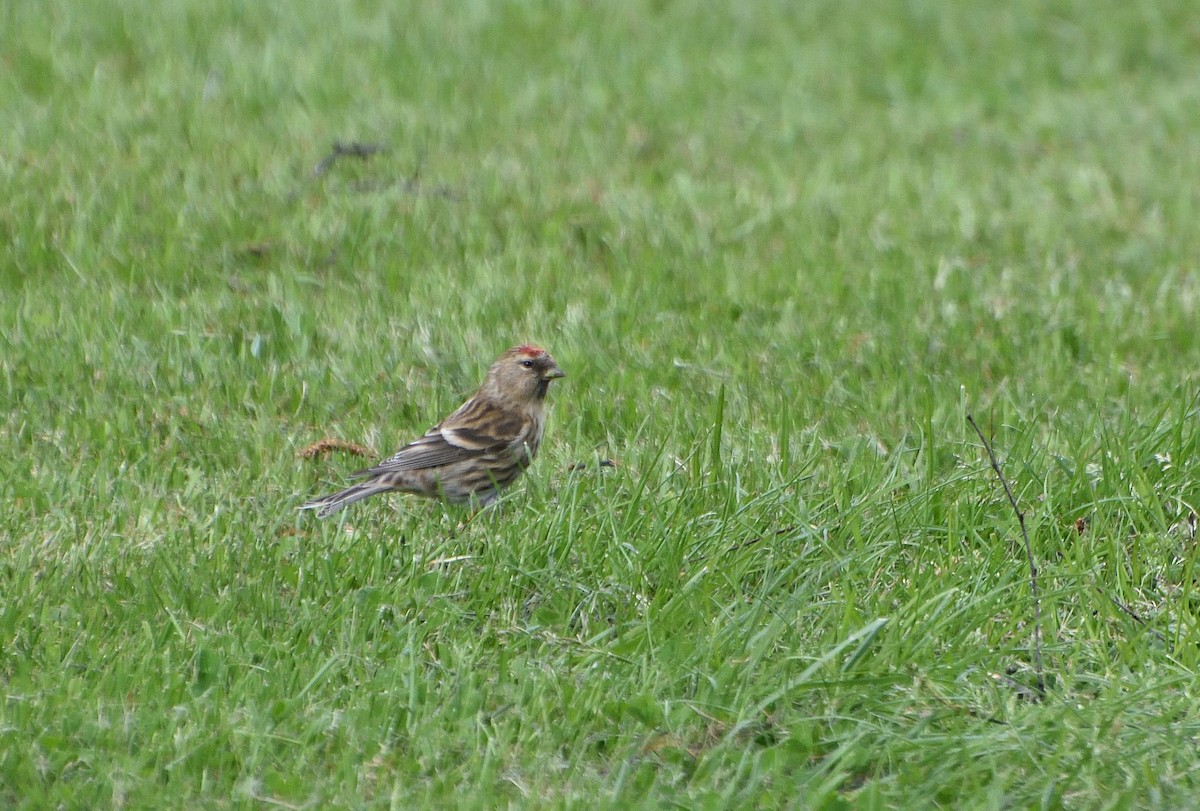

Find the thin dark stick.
xmin=967 ymin=414 xmax=1046 ymax=697
xmin=725 ymin=525 xmax=796 ymax=555
xmin=313 ymin=141 xmax=389 ymax=176
xmin=1097 ymin=586 xmax=1170 ymax=648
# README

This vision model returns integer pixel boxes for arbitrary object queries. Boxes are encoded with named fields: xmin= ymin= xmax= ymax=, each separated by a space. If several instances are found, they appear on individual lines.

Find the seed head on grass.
xmin=301 ymin=345 xmax=565 ymax=517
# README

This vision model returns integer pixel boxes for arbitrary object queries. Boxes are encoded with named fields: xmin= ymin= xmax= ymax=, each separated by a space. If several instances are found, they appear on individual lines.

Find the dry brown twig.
xmin=298 ymin=438 xmax=372 ymax=459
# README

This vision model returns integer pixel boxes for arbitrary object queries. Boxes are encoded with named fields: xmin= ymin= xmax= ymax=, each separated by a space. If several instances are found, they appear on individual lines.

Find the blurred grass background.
xmin=3 ymin=1 xmax=1200 ymax=807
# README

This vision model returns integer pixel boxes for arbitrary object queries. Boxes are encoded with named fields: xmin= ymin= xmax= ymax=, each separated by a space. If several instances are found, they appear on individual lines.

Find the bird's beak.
xmin=544 ymin=365 xmax=566 ymax=380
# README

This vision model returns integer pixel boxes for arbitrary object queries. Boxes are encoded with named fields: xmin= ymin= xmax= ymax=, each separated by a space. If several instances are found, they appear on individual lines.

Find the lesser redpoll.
xmin=302 ymin=344 xmax=565 ymax=517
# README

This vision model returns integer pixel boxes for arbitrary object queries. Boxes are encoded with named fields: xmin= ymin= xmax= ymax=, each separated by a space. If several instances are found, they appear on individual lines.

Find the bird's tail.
xmin=300 ymin=481 xmax=392 ymax=518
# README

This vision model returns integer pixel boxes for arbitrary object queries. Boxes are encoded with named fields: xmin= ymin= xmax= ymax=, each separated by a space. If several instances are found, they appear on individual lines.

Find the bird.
xmin=301 ymin=344 xmax=565 ymax=518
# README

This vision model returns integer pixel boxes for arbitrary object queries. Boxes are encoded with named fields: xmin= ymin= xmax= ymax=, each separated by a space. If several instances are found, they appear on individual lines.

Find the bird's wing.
xmin=354 ymin=398 xmax=528 ymax=476
xmin=354 ymin=429 xmax=484 ymax=475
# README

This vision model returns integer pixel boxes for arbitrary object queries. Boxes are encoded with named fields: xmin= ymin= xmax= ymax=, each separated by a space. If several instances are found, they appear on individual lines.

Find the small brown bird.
xmin=301 ymin=344 xmax=565 ymax=518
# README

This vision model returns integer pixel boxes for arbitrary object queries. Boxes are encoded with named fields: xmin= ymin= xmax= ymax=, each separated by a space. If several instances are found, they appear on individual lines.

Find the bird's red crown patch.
xmin=515 ymin=344 xmax=544 ymax=357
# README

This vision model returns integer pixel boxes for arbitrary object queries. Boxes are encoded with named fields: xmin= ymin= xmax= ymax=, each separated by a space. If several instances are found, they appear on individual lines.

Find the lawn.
xmin=3 ymin=0 xmax=1200 ymax=807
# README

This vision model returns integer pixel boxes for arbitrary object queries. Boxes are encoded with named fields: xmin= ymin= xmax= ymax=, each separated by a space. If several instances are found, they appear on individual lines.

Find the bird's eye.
xmin=521 ymin=359 xmax=534 ymax=368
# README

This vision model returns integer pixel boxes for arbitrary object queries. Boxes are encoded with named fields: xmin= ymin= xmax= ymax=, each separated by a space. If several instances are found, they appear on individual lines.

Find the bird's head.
xmin=485 ymin=344 xmax=565 ymax=404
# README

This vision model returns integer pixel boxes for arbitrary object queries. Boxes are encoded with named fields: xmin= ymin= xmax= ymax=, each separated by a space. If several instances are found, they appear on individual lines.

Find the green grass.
xmin=4 ymin=0 xmax=1200 ymax=807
